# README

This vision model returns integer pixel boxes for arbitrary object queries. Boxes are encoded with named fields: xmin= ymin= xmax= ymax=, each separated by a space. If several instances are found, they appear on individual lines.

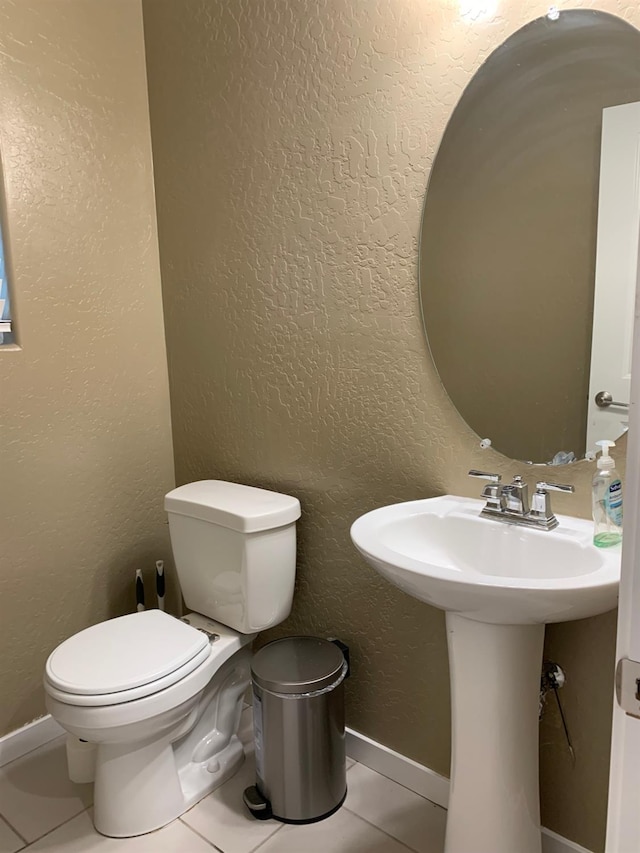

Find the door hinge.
xmin=616 ymin=658 xmax=640 ymax=718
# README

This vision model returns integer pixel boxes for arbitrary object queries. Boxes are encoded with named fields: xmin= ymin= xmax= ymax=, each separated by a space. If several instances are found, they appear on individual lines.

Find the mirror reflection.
xmin=419 ymin=10 xmax=640 ymax=464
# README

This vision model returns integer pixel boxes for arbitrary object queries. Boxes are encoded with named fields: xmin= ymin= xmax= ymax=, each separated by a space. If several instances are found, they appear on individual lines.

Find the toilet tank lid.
xmin=164 ymin=480 xmax=301 ymax=532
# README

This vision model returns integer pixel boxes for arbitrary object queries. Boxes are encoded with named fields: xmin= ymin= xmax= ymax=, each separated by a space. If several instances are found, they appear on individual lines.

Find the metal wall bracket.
xmin=615 ymin=658 xmax=640 ymax=718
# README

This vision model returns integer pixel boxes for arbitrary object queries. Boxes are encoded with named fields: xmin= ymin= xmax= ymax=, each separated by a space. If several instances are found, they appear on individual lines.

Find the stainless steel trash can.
xmin=244 ymin=636 xmax=348 ymax=823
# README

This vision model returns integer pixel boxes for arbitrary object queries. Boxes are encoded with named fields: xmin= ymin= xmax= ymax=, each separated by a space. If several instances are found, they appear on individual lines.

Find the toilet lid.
xmin=45 ymin=610 xmax=209 ymax=696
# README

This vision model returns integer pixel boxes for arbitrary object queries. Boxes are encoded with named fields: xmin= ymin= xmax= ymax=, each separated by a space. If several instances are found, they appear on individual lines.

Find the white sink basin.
xmin=351 ymin=494 xmax=622 ymax=853
xmin=350 ymin=494 xmax=620 ymax=624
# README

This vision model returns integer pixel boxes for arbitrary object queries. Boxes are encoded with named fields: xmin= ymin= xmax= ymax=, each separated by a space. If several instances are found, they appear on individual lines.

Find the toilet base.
xmin=94 ymin=734 xmax=245 ymax=837
xmin=181 ymin=735 xmax=245 ymax=811
xmin=88 ymin=644 xmax=253 ymax=837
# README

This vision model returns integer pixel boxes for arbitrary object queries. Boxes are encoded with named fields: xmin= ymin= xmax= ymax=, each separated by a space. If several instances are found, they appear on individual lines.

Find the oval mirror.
xmin=419 ymin=10 xmax=640 ymax=464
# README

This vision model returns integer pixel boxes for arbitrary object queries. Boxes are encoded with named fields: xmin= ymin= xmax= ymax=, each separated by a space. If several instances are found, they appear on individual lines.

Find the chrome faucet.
xmin=468 ymin=470 xmax=574 ymax=531
xmin=502 ymin=475 xmax=529 ymax=515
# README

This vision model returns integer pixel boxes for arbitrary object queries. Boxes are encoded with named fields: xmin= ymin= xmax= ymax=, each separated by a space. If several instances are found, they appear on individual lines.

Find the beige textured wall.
xmin=143 ymin=2 xmax=635 ymax=849
xmin=0 ymin=0 xmax=175 ymax=735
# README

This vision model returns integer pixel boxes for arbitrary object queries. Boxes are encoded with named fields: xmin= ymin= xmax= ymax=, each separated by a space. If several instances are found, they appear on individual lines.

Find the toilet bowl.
xmin=44 ymin=481 xmax=300 ymax=837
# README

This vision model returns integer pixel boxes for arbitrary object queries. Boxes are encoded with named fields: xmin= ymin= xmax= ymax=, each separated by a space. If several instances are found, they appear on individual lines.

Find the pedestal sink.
xmin=350 ymin=495 xmax=620 ymax=853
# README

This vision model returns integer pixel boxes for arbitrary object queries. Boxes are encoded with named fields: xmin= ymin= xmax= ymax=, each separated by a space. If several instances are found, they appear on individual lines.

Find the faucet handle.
xmin=469 ymin=471 xmax=504 ymax=513
xmin=529 ymin=482 xmax=575 ymax=531
xmin=535 ymin=482 xmax=575 ymax=494
xmin=468 ymin=470 xmax=501 ymax=482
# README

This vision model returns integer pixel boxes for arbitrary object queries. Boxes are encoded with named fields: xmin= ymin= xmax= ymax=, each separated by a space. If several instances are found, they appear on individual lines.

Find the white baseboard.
xmin=346 ymin=727 xmax=450 ymax=809
xmin=345 ymin=727 xmax=592 ymax=853
xmin=0 ymin=715 xmax=64 ymax=769
xmin=541 ymin=827 xmax=593 ymax=853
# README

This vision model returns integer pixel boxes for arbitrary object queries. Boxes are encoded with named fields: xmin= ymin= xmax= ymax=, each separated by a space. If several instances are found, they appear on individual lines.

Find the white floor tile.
xmin=25 ymin=811 xmax=216 ymax=852
xmin=0 ymin=737 xmax=92 ymax=843
xmin=181 ymin=753 xmax=282 ymax=853
xmin=0 ymin=817 xmax=24 ymax=853
xmin=345 ymin=756 xmax=356 ymax=770
xmin=255 ymin=805 xmax=411 ymax=853
xmin=345 ymin=763 xmax=446 ymax=853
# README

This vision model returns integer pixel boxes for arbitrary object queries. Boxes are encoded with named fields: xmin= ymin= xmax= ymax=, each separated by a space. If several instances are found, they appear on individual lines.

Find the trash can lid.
xmin=251 ymin=636 xmax=346 ymax=694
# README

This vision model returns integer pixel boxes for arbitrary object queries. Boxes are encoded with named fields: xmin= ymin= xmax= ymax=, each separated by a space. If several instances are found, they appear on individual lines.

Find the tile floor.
xmin=0 ymin=709 xmax=446 ymax=853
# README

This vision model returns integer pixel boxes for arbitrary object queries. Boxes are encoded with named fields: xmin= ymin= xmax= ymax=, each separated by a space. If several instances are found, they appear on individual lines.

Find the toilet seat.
xmin=45 ymin=610 xmax=210 ymax=707
xmin=45 ymin=622 xmax=253 ymax=737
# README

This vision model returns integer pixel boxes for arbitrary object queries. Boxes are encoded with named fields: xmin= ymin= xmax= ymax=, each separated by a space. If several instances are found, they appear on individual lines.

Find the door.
xmin=586 ymin=102 xmax=640 ymax=452
xmin=605 ymin=173 xmax=640 ymax=850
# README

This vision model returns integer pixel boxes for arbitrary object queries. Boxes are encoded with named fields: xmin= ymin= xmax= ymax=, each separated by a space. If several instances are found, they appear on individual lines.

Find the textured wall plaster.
xmin=0 ymin=0 xmax=175 ymax=735
xmin=143 ymin=2 xmax=636 ymax=849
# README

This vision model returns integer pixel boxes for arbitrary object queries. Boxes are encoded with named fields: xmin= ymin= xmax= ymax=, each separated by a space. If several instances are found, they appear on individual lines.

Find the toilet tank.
xmin=164 ymin=481 xmax=301 ymax=634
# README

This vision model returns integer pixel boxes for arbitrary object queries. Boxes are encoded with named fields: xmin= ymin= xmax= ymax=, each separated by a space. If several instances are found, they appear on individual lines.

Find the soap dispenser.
xmin=592 ymin=439 xmax=623 ymax=547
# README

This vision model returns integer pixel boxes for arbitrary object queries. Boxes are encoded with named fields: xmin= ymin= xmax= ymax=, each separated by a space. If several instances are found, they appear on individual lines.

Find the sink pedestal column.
xmin=445 ymin=613 xmax=545 ymax=853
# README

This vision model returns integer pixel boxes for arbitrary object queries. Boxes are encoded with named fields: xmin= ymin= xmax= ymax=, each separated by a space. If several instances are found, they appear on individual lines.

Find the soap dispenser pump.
xmin=592 ymin=439 xmax=623 ymax=547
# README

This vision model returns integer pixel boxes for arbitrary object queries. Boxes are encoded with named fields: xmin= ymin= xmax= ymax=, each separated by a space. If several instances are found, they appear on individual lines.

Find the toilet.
xmin=44 ymin=480 xmax=300 ymax=838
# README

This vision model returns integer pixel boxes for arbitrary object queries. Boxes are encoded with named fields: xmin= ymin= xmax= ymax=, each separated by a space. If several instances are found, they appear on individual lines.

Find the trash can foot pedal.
xmin=243 ymin=785 xmax=273 ymax=820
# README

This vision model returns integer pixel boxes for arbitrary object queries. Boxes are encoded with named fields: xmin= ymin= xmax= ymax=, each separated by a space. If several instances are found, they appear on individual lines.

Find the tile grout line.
xmin=0 ymin=812 xmax=28 ymax=847
xmin=344 ymin=761 xmax=440 ymax=851
xmin=244 ymin=806 xmax=417 ymax=853
xmin=244 ymin=761 xmax=414 ymax=853
xmin=341 ymin=806 xmax=423 ymax=853
xmin=16 ymin=805 xmax=92 ymax=849
xmin=177 ymin=817 xmax=225 ymax=851
xmin=244 ymin=821 xmax=284 ymax=853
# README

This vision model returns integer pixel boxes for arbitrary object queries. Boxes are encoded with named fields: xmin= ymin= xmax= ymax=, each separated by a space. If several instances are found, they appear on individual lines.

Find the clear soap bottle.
xmin=592 ymin=439 xmax=623 ymax=547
